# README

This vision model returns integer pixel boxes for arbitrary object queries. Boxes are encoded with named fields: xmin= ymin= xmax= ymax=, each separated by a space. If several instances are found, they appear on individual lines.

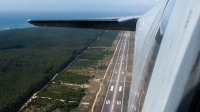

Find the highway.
xmin=101 ymin=31 xmax=131 ymax=112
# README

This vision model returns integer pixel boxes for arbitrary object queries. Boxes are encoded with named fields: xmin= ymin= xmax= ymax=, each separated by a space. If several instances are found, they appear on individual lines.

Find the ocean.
xmin=0 ymin=11 xmax=140 ymax=30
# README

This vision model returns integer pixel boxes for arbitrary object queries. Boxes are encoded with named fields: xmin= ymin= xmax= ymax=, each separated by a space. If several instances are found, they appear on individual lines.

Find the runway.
xmin=101 ymin=31 xmax=131 ymax=112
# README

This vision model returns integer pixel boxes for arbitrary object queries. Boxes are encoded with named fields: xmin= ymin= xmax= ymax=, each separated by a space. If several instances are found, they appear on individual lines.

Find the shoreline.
xmin=0 ymin=26 xmax=35 ymax=31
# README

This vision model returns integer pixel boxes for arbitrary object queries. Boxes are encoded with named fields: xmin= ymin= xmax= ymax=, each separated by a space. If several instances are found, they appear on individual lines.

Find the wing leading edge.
xmin=28 ymin=17 xmax=139 ymax=31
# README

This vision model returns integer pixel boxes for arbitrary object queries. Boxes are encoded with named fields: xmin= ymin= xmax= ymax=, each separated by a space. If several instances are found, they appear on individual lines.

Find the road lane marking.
xmin=117 ymin=101 xmax=121 ymax=105
xmin=106 ymin=100 xmax=110 ymax=104
xmin=119 ymin=86 xmax=122 ymax=92
xmin=110 ymin=86 xmax=114 ymax=91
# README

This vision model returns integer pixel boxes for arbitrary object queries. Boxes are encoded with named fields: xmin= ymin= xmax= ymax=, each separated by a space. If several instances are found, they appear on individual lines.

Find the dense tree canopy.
xmin=0 ymin=27 xmax=104 ymax=112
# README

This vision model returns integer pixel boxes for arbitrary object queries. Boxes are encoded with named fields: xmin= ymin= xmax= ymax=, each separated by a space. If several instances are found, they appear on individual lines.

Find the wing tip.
xmin=27 ymin=19 xmax=32 ymax=24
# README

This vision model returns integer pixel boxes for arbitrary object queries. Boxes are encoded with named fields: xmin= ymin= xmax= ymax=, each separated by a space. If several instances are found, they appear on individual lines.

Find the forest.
xmin=0 ymin=27 xmax=105 ymax=112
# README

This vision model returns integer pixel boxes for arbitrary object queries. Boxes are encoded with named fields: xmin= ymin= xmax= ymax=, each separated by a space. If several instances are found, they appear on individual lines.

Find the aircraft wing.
xmin=28 ymin=17 xmax=139 ymax=31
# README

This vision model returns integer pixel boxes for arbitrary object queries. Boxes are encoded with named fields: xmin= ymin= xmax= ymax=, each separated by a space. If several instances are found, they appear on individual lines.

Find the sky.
xmin=0 ymin=0 xmax=161 ymax=29
xmin=0 ymin=0 xmax=160 ymax=13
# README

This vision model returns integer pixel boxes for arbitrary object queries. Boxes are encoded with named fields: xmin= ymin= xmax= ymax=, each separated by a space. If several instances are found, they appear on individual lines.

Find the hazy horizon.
xmin=0 ymin=0 xmax=160 ymax=30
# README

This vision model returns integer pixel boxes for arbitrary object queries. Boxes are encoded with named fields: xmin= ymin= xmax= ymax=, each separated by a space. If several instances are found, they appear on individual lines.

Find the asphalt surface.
xmin=101 ymin=31 xmax=131 ymax=112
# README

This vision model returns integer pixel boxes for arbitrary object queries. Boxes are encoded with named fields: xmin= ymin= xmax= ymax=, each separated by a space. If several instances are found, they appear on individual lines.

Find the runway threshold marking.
xmin=110 ymin=86 xmax=114 ymax=91
xmin=119 ymin=86 xmax=122 ymax=92
xmin=117 ymin=101 xmax=121 ymax=105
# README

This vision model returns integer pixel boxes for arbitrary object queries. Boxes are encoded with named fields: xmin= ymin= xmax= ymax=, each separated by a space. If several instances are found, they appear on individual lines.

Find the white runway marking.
xmin=106 ymin=100 xmax=110 ymax=104
xmin=133 ymin=105 xmax=136 ymax=111
xmin=123 ymin=63 xmax=124 ymax=65
xmin=117 ymin=101 xmax=121 ymax=105
xmin=115 ymin=71 xmax=117 ymax=73
xmin=119 ymin=86 xmax=122 ymax=92
xmin=110 ymin=86 xmax=114 ymax=91
xmin=122 ymin=71 xmax=124 ymax=74
xmin=134 ymin=107 xmax=136 ymax=111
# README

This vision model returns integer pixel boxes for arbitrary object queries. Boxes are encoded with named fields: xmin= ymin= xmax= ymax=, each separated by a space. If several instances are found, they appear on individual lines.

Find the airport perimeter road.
xmin=101 ymin=31 xmax=131 ymax=112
